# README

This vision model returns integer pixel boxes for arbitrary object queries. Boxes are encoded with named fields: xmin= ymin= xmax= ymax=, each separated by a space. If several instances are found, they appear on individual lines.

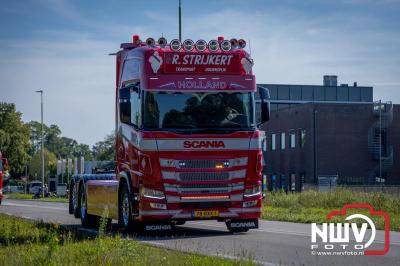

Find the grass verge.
xmin=262 ymin=188 xmax=400 ymax=231
xmin=0 ymin=214 xmax=256 ymax=266
xmin=5 ymin=193 xmax=68 ymax=203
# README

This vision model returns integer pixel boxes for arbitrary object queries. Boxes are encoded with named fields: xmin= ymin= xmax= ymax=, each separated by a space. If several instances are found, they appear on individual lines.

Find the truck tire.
xmin=79 ymin=183 xmax=99 ymax=228
xmin=118 ymin=182 xmax=134 ymax=232
xmin=68 ymin=181 xmax=74 ymax=214
xmin=73 ymin=182 xmax=80 ymax=218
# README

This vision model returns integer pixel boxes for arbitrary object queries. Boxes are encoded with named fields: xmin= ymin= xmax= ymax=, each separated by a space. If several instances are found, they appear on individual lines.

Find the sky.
xmin=1 ymin=0 xmax=399 ymax=146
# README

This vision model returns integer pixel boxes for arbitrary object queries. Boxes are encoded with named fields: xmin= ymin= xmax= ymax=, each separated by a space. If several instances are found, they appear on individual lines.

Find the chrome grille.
xmin=178 ymin=160 xmax=228 ymax=169
xmin=180 ymin=184 xmax=227 ymax=188
xmin=179 ymin=172 xmax=230 ymax=182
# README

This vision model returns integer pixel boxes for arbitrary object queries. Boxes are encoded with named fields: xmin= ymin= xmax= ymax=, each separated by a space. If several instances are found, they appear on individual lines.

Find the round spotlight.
xmin=195 ymin=39 xmax=207 ymax=52
xmin=208 ymin=40 xmax=219 ymax=52
xmin=230 ymin=38 xmax=238 ymax=48
xmin=238 ymin=39 xmax=246 ymax=49
xmin=220 ymin=40 xmax=231 ymax=51
xmin=170 ymin=39 xmax=181 ymax=51
xmin=183 ymin=39 xmax=194 ymax=51
xmin=146 ymin=37 xmax=155 ymax=47
xmin=158 ymin=37 xmax=167 ymax=48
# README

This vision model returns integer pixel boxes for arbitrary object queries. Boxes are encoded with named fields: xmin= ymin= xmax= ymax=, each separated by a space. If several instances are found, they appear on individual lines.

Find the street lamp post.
xmin=35 ymin=90 xmax=45 ymax=198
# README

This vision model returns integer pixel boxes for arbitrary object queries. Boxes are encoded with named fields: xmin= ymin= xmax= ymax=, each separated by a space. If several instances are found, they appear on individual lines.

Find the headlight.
xmin=140 ymin=187 xmax=165 ymax=199
xmin=244 ymin=185 xmax=261 ymax=197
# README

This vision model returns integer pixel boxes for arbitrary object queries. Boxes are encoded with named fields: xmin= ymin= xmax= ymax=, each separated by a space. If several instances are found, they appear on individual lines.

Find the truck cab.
xmin=69 ymin=36 xmax=269 ymax=233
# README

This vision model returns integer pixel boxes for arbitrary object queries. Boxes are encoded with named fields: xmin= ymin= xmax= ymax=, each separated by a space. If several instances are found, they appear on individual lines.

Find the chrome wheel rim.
xmin=122 ymin=191 xmax=130 ymax=226
xmin=72 ymin=185 xmax=78 ymax=211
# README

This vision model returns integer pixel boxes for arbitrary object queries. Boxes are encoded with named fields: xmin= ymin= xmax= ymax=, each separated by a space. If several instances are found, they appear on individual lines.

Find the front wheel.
xmin=79 ymin=183 xmax=99 ymax=228
xmin=118 ymin=182 xmax=134 ymax=232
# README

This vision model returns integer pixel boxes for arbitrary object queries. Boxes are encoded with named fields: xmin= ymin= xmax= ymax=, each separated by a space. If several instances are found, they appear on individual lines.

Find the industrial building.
xmin=258 ymin=75 xmax=373 ymax=111
xmin=257 ymin=76 xmax=399 ymax=190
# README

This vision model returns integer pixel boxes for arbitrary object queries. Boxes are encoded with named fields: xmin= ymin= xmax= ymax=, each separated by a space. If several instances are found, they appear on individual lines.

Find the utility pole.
xmin=379 ymin=100 xmax=382 ymax=183
xmin=35 ymin=90 xmax=45 ymax=198
xmin=179 ymin=0 xmax=182 ymax=41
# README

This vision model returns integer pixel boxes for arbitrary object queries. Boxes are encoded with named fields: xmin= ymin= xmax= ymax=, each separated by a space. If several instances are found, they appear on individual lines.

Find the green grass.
xmin=5 ymin=193 xmax=68 ymax=203
xmin=0 ymin=214 xmax=256 ymax=266
xmin=262 ymin=188 xmax=400 ymax=231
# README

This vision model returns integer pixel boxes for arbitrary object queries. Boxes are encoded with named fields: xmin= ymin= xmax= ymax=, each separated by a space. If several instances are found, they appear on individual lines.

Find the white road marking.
xmin=188 ymin=221 xmax=400 ymax=245
xmin=2 ymin=201 xmax=65 ymax=211
xmin=2 ymin=200 xmax=400 ymax=246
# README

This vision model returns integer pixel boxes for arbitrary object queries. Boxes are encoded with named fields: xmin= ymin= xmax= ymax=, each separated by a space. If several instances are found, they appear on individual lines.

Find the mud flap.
xmin=226 ymin=219 xmax=259 ymax=230
xmin=142 ymin=223 xmax=175 ymax=232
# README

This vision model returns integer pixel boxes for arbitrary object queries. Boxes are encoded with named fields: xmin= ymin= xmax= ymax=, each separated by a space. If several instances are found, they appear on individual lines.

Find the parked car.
xmin=29 ymin=181 xmax=42 ymax=194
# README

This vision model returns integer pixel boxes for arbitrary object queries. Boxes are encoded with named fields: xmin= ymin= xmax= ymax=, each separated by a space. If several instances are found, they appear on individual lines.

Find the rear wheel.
xmin=73 ymin=182 xmax=80 ymax=218
xmin=118 ymin=182 xmax=134 ymax=232
xmin=79 ymin=183 xmax=99 ymax=228
xmin=68 ymin=182 xmax=74 ymax=214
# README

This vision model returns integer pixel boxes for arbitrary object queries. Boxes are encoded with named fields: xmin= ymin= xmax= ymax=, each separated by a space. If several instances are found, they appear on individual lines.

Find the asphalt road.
xmin=1 ymin=199 xmax=399 ymax=266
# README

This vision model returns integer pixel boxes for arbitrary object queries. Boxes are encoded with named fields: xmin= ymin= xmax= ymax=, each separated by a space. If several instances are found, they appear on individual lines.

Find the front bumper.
xmin=137 ymin=194 xmax=262 ymax=222
xmin=139 ymin=207 xmax=261 ymax=221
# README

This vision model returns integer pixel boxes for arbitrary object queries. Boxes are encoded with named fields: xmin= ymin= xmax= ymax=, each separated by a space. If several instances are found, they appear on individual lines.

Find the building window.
xmin=281 ymin=132 xmax=286 ymax=150
xmin=300 ymin=129 xmax=306 ymax=148
xmin=263 ymin=134 xmax=267 ymax=152
xmin=290 ymin=131 xmax=296 ymax=148
xmin=271 ymin=134 xmax=276 ymax=151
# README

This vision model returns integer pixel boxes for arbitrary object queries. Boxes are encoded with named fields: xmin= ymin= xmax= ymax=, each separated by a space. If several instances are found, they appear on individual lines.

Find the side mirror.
xmin=119 ymin=87 xmax=131 ymax=124
xmin=257 ymin=86 xmax=270 ymax=125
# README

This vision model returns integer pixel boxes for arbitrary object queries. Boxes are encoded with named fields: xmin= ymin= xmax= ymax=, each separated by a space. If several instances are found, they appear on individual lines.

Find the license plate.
xmin=192 ymin=210 xmax=219 ymax=218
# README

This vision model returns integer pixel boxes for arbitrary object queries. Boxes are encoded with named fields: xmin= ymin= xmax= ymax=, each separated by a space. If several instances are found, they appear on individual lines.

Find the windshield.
xmin=143 ymin=91 xmax=254 ymax=130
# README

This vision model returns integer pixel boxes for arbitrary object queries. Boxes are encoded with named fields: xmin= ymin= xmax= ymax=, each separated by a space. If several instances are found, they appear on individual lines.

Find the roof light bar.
xmin=238 ymin=39 xmax=246 ymax=49
xmin=195 ymin=39 xmax=207 ymax=52
xmin=208 ymin=40 xmax=219 ymax=52
xmin=183 ymin=39 xmax=194 ymax=51
xmin=170 ymin=39 xmax=181 ymax=51
xmin=146 ymin=37 xmax=155 ymax=47
xmin=158 ymin=37 xmax=167 ymax=48
xmin=220 ymin=40 xmax=231 ymax=51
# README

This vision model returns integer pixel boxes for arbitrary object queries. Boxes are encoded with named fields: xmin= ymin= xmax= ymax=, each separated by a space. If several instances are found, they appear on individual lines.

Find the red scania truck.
xmin=68 ymin=36 xmax=270 ymax=232
xmin=0 ymin=152 xmax=9 ymax=205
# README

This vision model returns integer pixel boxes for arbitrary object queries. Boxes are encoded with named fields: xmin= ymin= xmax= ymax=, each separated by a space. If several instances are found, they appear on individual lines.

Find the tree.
xmin=45 ymin=124 xmax=62 ymax=154
xmin=28 ymin=148 xmax=57 ymax=180
xmin=74 ymin=143 xmax=93 ymax=160
xmin=0 ymin=102 xmax=31 ymax=176
xmin=27 ymin=121 xmax=93 ymax=160
xmin=92 ymin=133 xmax=115 ymax=161
xmin=27 ymin=121 xmax=49 ymax=156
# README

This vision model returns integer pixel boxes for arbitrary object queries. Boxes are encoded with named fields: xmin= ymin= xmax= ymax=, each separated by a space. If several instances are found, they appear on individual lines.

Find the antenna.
xmin=249 ymin=39 xmax=252 ymax=56
xmin=179 ymin=0 xmax=182 ymax=41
